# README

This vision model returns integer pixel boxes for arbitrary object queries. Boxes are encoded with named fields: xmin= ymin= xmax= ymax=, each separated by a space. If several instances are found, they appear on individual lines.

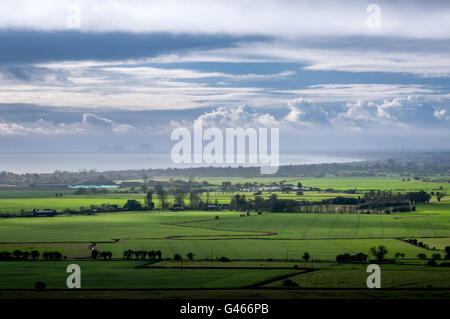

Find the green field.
xmin=1 ymin=176 xmax=448 ymax=213
xmin=0 ymin=191 xmax=356 ymax=213
xmin=135 ymin=176 xmax=450 ymax=192
xmin=0 ymin=261 xmax=291 ymax=289
xmin=0 ymin=177 xmax=449 ymax=292
xmin=266 ymin=264 xmax=450 ymax=288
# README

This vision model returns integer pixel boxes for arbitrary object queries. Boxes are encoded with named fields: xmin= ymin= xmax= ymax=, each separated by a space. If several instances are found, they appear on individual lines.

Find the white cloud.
xmin=277 ymin=84 xmax=438 ymax=103
xmin=434 ymin=109 xmax=448 ymax=119
xmin=285 ymin=98 xmax=330 ymax=126
xmin=0 ymin=61 xmax=291 ymax=110
xmin=282 ymin=95 xmax=450 ymax=131
xmin=197 ymin=42 xmax=450 ymax=77
xmin=0 ymin=114 xmax=133 ymax=136
xmin=198 ymin=104 xmax=278 ymax=128
xmin=1 ymin=1 xmax=450 ymax=39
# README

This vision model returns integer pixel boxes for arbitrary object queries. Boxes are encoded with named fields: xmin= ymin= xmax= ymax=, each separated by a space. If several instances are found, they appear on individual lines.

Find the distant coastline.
xmin=0 ymin=153 xmax=362 ymax=174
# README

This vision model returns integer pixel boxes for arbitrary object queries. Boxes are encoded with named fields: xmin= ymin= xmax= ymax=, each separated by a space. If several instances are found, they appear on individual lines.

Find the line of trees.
xmin=123 ymin=249 xmax=162 ymax=261
xmin=336 ymin=252 xmax=368 ymax=263
xmin=0 ymin=250 xmax=65 ymax=261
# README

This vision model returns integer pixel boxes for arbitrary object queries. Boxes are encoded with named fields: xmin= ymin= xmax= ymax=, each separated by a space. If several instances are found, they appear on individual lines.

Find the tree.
xmin=12 ymin=250 xmax=23 ymax=260
xmin=100 ymin=251 xmax=112 ymax=260
xmin=417 ymin=253 xmax=427 ymax=260
xmin=189 ymin=191 xmax=201 ymax=209
xmin=123 ymin=250 xmax=133 ymax=261
xmin=145 ymin=191 xmax=154 ymax=209
xmin=253 ymin=196 xmax=264 ymax=211
xmin=91 ymin=249 xmax=98 ymax=259
xmin=432 ymin=253 xmax=441 ymax=260
xmin=155 ymin=250 xmax=162 ymax=261
xmin=134 ymin=250 xmax=141 ymax=260
xmin=141 ymin=250 xmax=148 ymax=260
xmin=174 ymin=253 xmax=182 ymax=261
xmin=394 ymin=252 xmax=405 ymax=260
xmin=53 ymin=251 xmax=62 ymax=260
xmin=297 ymin=182 xmax=303 ymax=188
xmin=187 ymin=252 xmax=195 ymax=260
xmin=230 ymin=194 xmax=248 ymax=211
xmin=35 ymin=281 xmax=46 ymax=290
xmin=302 ymin=252 xmax=310 ymax=262
xmin=406 ymin=191 xmax=431 ymax=204
xmin=123 ymin=199 xmax=142 ymax=211
xmin=155 ymin=185 xmax=167 ymax=209
xmin=174 ymin=188 xmax=186 ymax=207
xmin=148 ymin=250 xmax=155 ymax=261
xmin=370 ymin=245 xmax=388 ymax=261
xmin=445 ymin=246 xmax=450 ymax=260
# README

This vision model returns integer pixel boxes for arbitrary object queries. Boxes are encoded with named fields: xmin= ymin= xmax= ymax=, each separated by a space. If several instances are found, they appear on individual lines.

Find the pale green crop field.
xmin=0 ymin=211 xmax=251 ymax=242
xmin=0 ymin=261 xmax=290 ymax=289
xmin=0 ymin=202 xmax=448 ymax=261
xmin=182 ymin=202 xmax=450 ymax=239
xmin=98 ymin=238 xmax=433 ymax=261
xmin=144 ymin=176 xmax=450 ymax=192
xmin=417 ymin=238 xmax=450 ymax=250
xmin=266 ymin=264 xmax=450 ymax=288
xmin=0 ymin=191 xmax=356 ymax=213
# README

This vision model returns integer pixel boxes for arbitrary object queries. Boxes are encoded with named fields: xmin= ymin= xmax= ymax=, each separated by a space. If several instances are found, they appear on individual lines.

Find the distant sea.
xmin=0 ymin=153 xmax=362 ymax=174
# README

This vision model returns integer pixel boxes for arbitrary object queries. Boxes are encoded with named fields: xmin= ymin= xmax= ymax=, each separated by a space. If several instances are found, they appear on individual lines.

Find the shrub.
xmin=282 ymin=279 xmax=298 ymax=287
xmin=35 ymin=281 xmax=46 ymax=290
xmin=173 ymin=253 xmax=182 ymax=261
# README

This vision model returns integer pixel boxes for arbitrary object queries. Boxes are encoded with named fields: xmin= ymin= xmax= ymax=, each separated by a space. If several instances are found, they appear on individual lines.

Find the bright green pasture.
xmin=0 ymin=190 xmax=355 ymax=213
xmin=266 ymin=264 xmax=450 ymax=288
xmin=1 ymin=204 xmax=448 ymax=261
xmin=196 ymin=176 xmax=450 ymax=192
xmin=417 ymin=238 xmax=450 ymax=250
xmin=0 ymin=197 xmax=130 ymax=213
xmin=0 ymin=190 xmax=74 ymax=198
xmin=2 ymin=202 xmax=449 ymax=243
xmin=98 ymin=238 xmax=433 ymax=261
xmin=186 ymin=202 xmax=450 ymax=239
xmin=0 ymin=211 xmax=250 ymax=242
xmin=120 ymin=176 xmax=450 ymax=191
xmin=298 ymin=177 xmax=450 ymax=192
xmin=0 ymin=261 xmax=290 ymax=289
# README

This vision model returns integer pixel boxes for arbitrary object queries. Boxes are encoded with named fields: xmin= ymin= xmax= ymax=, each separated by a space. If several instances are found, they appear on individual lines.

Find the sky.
xmin=0 ymin=0 xmax=449 ymax=154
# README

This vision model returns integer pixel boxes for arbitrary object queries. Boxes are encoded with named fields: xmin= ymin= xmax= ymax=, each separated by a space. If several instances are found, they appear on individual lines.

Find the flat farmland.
xmin=181 ymin=202 xmax=450 ymax=239
xmin=0 ymin=178 xmax=449 ymax=291
xmin=266 ymin=264 xmax=450 ymax=288
xmin=0 ymin=261 xmax=291 ymax=289
xmin=0 ymin=202 xmax=448 ymax=262
xmin=148 ymin=176 xmax=450 ymax=192
xmin=0 ymin=191 xmax=355 ymax=213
